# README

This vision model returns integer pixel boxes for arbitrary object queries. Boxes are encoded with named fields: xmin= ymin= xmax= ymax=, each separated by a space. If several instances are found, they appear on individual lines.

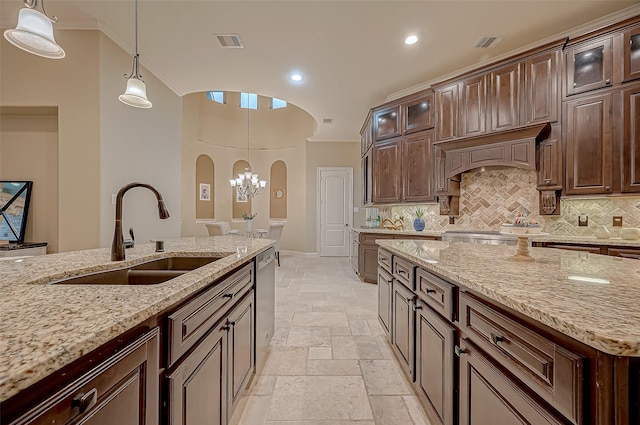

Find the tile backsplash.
xmin=384 ymin=167 xmax=640 ymax=236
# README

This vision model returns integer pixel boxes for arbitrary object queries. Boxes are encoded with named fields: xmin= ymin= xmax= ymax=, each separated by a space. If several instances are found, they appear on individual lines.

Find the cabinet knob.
xmin=223 ymin=293 xmax=235 ymax=299
xmin=605 ymin=79 xmax=611 ymax=85
xmin=490 ymin=333 xmax=505 ymax=344
xmin=72 ymin=388 xmax=98 ymax=414
xmin=412 ymin=304 xmax=422 ymax=312
xmin=573 ymin=83 xmax=577 ymax=87
xmin=455 ymin=346 xmax=467 ymax=356
xmin=544 ymin=178 xmax=552 ymax=183
xmin=424 ymin=288 xmax=436 ymax=294
xmin=605 ymin=186 xmax=611 ymax=191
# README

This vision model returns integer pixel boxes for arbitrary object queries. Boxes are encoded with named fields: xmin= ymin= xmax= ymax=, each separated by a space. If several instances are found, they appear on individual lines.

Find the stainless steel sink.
xmin=49 ymin=256 xmax=224 ymax=285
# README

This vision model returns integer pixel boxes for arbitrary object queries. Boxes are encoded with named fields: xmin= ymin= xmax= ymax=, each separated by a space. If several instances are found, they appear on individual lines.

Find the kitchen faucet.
xmin=111 ymin=182 xmax=170 ymax=261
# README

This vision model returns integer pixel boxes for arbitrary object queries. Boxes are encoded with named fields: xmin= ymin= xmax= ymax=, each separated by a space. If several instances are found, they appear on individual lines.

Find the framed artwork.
xmin=272 ymin=188 xmax=286 ymax=201
xmin=199 ymin=183 xmax=211 ymax=201
xmin=236 ymin=191 xmax=248 ymax=203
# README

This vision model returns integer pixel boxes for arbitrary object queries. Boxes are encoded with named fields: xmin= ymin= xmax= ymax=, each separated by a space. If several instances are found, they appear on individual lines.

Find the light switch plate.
xmin=112 ymin=194 xmax=117 ymax=205
xmin=613 ymin=216 xmax=623 ymax=227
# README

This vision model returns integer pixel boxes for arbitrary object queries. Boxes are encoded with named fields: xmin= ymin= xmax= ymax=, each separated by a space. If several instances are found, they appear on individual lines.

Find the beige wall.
xmin=195 ymin=155 xmax=214 ymax=219
xmin=0 ymin=113 xmax=59 ymax=252
xmin=0 ymin=30 xmax=101 ymax=251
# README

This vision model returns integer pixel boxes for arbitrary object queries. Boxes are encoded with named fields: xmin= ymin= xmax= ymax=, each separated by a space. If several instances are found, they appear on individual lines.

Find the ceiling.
xmin=1 ymin=0 xmax=639 ymax=142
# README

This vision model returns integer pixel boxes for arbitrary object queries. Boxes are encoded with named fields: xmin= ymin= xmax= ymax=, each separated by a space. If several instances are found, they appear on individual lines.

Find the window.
xmin=240 ymin=93 xmax=258 ymax=109
xmin=206 ymin=91 xmax=225 ymax=104
xmin=272 ymin=98 xmax=287 ymax=109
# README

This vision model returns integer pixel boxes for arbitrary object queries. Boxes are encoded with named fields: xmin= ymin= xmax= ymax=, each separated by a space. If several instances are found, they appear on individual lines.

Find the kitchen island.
xmin=377 ymin=239 xmax=640 ymax=425
xmin=0 ymin=236 xmax=274 ymax=424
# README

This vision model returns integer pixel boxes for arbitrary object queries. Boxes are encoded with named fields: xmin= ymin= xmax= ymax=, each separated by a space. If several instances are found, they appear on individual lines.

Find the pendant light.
xmin=3 ymin=0 xmax=65 ymax=59
xmin=119 ymin=0 xmax=152 ymax=108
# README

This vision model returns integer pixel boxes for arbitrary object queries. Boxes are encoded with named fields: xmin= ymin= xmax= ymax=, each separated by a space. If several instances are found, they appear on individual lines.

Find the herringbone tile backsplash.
xmin=385 ymin=167 xmax=640 ymax=236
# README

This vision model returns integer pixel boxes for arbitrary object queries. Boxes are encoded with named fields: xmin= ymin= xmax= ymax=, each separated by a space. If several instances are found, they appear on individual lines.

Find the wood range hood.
xmin=434 ymin=122 xmax=561 ymax=216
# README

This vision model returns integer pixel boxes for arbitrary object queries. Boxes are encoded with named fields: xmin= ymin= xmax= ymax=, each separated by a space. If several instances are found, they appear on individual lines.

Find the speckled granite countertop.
xmin=0 ymin=236 xmax=274 ymax=402
xmin=531 ymin=234 xmax=640 ymax=247
xmin=353 ymin=228 xmax=442 ymax=238
xmin=377 ymin=239 xmax=640 ymax=357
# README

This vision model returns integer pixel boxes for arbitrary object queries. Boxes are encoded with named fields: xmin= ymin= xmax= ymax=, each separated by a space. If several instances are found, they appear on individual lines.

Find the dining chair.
xmin=267 ymin=222 xmax=285 ymax=266
xmin=205 ymin=222 xmax=232 ymax=236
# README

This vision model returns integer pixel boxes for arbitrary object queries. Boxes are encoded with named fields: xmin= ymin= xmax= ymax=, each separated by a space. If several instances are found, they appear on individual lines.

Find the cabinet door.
xmin=415 ymin=300 xmax=455 ymax=425
xmin=228 ymin=292 xmax=255 ymax=419
xmin=373 ymin=105 xmax=401 ymax=141
xmin=460 ymin=75 xmax=487 ymax=137
xmin=350 ymin=234 xmax=359 ymax=275
xmin=525 ymin=50 xmax=559 ymax=124
xmin=624 ymin=26 xmax=640 ymax=83
xmin=566 ymin=38 xmax=613 ymax=96
xmin=490 ymin=62 xmax=522 ymax=132
xmin=373 ymin=138 xmax=402 ymax=203
xmin=565 ymin=93 xmax=613 ymax=195
xmin=537 ymin=138 xmax=562 ymax=188
xmin=404 ymin=93 xmax=435 ymax=133
xmin=6 ymin=329 xmax=159 ymax=425
xmin=359 ymin=242 xmax=381 ymax=283
xmin=361 ymin=114 xmax=372 ymax=157
xmin=435 ymin=83 xmax=459 ymax=141
xmin=168 ymin=325 xmax=227 ymax=425
xmin=391 ymin=280 xmax=415 ymax=380
xmin=459 ymin=341 xmax=564 ymax=425
xmin=622 ymin=85 xmax=640 ymax=192
xmin=402 ymin=131 xmax=435 ymax=203
xmin=378 ymin=268 xmax=393 ymax=340
xmin=362 ymin=149 xmax=373 ymax=205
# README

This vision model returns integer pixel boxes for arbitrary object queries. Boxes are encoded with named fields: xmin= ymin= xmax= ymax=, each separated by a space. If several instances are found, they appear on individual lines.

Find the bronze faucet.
xmin=111 ymin=182 xmax=170 ymax=261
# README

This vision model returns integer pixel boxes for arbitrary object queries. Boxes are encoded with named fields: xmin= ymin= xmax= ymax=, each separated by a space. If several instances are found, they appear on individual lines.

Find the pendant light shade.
xmin=4 ymin=5 xmax=65 ymax=59
xmin=119 ymin=73 xmax=152 ymax=108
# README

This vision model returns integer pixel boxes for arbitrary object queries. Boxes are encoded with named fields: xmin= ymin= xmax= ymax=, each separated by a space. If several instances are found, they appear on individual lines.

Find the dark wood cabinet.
xmin=436 ymin=83 xmax=459 ymax=142
xmin=373 ymin=105 xmax=401 ymax=141
xmin=623 ymin=26 xmax=640 ymax=83
xmin=537 ymin=138 xmax=562 ymax=188
xmin=404 ymin=92 xmax=435 ymax=133
xmin=402 ymin=131 xmax=435 ymax=203
xmin=566 ymin=38 xmax=613 ymax=96
xmin=415 ymin=300 xmax=455 ymax=425
xmin=378 ymin=267 xmax=393 ymax=341
xmin=608 ymin=247 xmax=640 ymax=259
xmin=622 ymin=84 xmax=640 ymax=193
xmin=361 ymin=112 xmax=373 ymax=157
xmin=391 ymin=279 xmax=415 ymax=380
xmin=362 ymin=148 xmax=373 ymax=205
xmin=460 ymin=75 xmax=487 ymax=138
xmin=490 ymin=62 xmax=522 ymax=132
xmin=6 ymin=329 xmax=159 ymax=425
xmin=372 ymin=138 xmax=402 ymax=203
xmin=533 ymin=241 xmax=640 ymax=258
xmin=458 ymin=340 xmax=564 ymax=425
xmin=565 ymin=92 xmax=613 ymax=195
xmin=359 ymin=233 xmax=394 ymax=283
xmin=525 ymin=50 xmax=559 ymax=124
xmin=168 ymin=322 xmax=227 ymax=425
xmin=227 ymin=293 xmax=255 ymax=419
xmin=350 ymin=231 xmax=359 ymax=275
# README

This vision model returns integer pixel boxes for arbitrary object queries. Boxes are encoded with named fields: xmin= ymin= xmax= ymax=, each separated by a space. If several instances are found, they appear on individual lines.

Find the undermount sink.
xmin=49 ymin=256 xmax=224 ymax=285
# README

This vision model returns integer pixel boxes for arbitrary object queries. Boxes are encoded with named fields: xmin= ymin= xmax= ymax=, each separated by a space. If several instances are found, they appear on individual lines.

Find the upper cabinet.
xmin=459 ymin=74 xmax=487 ymax=137
xmin=622 ymin=84 xmax=640 ymax=193
xmin=566 ymin=37 xmax=613 ymax=96
xmin=373 ymin=138 xmax=403 ymax=203
xmin=435 ymin=82 xmax=460 ymax=142
xmin=623 ymin=26 xmax=640 ymax=83
xmin=373 ymin=105 xmax=401 ymax=141
xmin=360 ymin=111 xmax=373 ymax=157
xmin=404 ymin=92 xmax=435 ymax=134
xmin=490 ymin=62 xmax=522 ymax=132
xmin=525 ymin=50 xmax=560 ymax=124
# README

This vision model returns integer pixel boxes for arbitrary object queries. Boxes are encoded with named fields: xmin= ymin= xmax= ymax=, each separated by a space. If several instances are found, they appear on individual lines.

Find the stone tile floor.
xmin=230 ymin=254 xmax=432 ymax=425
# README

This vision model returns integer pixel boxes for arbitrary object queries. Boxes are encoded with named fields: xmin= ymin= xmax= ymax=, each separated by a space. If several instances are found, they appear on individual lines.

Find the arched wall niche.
xmin=195 ymin=154 xmax=214 ymax=219
xmin=270 ymin=160 xmax=287 ymax=219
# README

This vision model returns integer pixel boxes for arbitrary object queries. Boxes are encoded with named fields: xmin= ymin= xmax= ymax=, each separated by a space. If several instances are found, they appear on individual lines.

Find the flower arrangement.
xmin=241 ymin=212 xmax=257 ymax=220
xmin=415 ymin=207 xmax=425 ymax=218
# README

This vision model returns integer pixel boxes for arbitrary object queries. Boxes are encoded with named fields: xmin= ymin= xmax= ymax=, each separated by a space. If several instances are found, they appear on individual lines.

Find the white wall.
xmin=98 ymin=33 xmax=182 ymax=247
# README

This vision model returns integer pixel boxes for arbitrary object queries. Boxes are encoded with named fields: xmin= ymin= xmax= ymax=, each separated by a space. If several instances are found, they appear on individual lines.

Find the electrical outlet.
xmin=111 ymin=194 xmax=117 ymax=205
xmin=578 ymin=214 xmax=588 ymax=227
xmin=613 ymin=216 xmax=623 ymax=227
xmin=449 ymin=216 xmax=455 ymax=224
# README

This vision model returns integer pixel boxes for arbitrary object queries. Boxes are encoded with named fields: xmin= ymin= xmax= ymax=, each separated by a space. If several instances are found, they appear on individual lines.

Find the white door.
xmin=318 ymin=167 xmax=353 ymax=256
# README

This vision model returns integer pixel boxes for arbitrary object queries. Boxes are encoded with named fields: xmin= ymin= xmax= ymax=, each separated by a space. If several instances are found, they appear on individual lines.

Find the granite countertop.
xmin=0 ymin=236 xmax=274 ymax=403
xmin=377 ymin=239 xmax=640 ymax=357
xmin=531 ymin=234 xmax=640 ymax=247
xmin=353 ymin=227 xmax=443 ymax=238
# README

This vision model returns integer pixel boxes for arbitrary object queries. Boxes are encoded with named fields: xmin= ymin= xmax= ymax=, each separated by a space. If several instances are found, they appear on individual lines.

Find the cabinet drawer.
xmin=378 ymin=248 xmax=393 ymax=274
xmin=393 ymin=256 xmax=415 ymax=290
xmin=608 ymin=247 xmax=640 ymax=259
xmin=460 ymin=293 xmax=583 ymax=424
xmin=416 ymin=268 xmax=455 ymax=321
xmin=361 ymin=233 xmax=393 ymax=244
xmin=168 ymin=263 xmax=253 ymax=367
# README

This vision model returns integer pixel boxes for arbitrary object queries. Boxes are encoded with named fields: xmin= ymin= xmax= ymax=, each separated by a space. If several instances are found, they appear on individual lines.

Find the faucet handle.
xmin=124 ymin=227 xmax=135 ymax=249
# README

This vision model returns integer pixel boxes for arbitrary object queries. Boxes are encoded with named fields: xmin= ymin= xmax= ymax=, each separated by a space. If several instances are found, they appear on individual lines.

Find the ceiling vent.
xmin=472 ymin=36 xmax=503 ymax=49
xmin=216 ymin=34 xmax=243 ymax=48
xmin=323 ymin=118 xmax=333 ymax=124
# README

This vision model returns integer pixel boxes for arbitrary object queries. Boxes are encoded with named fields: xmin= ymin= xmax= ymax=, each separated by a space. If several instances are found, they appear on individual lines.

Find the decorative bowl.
xmin=526 ymin=226 xmax=543 ymax=234
xmin=511 ymin=226 xmax=528 ymax=234
xmin=621 ymin=228 xmax=640 ymax=240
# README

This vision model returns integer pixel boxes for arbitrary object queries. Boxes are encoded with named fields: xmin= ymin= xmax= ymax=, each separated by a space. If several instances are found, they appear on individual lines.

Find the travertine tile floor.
xmin=230 ymin=255 xmax=432 ymax=425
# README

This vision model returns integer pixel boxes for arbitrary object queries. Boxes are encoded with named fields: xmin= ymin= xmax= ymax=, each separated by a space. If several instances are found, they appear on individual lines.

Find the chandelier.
xmin=230 ymin=105 xmax=267 ymax=198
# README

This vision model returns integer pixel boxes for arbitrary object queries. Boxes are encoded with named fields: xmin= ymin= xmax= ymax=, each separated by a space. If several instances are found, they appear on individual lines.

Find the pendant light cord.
xmin=247 ymin=107 xmax=251 ymax=166
xmin=134 ymin=0 xmax=139 ymax=57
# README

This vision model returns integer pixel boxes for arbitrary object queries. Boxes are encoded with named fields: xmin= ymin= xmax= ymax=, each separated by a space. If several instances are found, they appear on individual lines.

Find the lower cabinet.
xmin=532 ymin=241 xmax=640 ymax=259
xmin=415 ymin=299 xmax=455 ymax=425
xmin=391 ymin=279 xmax=415 ymax=380
xmin=378 ymin=267 xmax=393 ymax=341
xmin=167 ymin=291 xmax=255 ymax=425
xmin=7 ymin=329 xmax=160 ymax=425
xmin=458 ymin=340 xmax=564 ymax=425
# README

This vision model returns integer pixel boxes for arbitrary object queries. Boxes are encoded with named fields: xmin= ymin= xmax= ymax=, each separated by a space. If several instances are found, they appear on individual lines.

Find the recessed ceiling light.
xmin=405 ymin=35 xmax=418 ymax=45
xmin=290 ymin=73 xmax=303 ymax=82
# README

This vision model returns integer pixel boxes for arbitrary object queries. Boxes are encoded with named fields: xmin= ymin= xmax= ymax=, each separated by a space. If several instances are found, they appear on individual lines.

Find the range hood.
xmin=434 ymin=122 xmax=560 ymax=216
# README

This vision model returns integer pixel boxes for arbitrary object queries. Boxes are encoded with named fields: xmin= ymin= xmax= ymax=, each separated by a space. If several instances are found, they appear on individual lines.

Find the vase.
xmin=246 ymin=219 xmax=253 ymax=233
xmin=413 ymin=217 xmax=425 ymax=232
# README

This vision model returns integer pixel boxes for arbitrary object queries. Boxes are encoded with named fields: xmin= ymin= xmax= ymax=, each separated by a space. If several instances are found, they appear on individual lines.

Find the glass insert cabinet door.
xmin=566 ymin=38 xmax=612 ymax=96
xmin=404 ymin=93 xmax=435 ymax=134
xmin=373 ymin=105 xmax=401 ymax=141
xmin=624 ymin=27 xmax=640 ymax=82
xmin=0 ymin=181 xmax=33 ymax=243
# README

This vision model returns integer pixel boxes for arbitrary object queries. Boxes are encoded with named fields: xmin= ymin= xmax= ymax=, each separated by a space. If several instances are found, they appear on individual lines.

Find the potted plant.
xmin=242 ymin=211 xmax=257 ymax=232
xmin=413 ymin=207 xmax=426 ymax=232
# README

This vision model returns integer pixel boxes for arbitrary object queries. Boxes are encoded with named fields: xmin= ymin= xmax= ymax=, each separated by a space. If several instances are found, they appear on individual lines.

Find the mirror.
xmin=0 ymin=181 xmax=33 ymax=243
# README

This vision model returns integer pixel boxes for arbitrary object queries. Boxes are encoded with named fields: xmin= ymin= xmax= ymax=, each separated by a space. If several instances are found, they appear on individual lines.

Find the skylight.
xmin=240 ymin=93 xmax=258 ymax=109
xmin=206 ymin=91 xmax=225 ymax=104
xmin=272 ymin=98 xmax=287 ymax=109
